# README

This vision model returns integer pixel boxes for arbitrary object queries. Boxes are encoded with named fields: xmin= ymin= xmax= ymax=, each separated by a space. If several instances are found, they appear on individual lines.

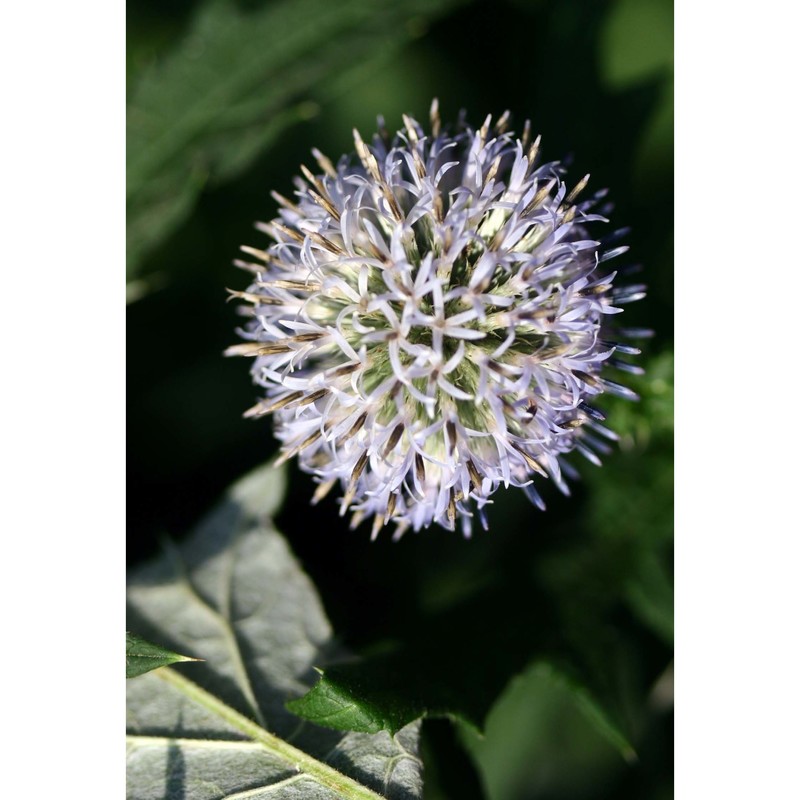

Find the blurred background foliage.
xmin=127 ymin=0 xmax=673 ymax=797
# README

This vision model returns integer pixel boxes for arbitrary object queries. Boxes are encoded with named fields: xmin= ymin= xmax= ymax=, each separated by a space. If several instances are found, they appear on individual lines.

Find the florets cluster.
xmin=227 ymin=102 xmax=646 ymax=537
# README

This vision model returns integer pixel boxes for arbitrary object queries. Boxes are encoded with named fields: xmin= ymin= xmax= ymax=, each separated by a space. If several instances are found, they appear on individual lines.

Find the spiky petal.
xmin=227 ymin=104 xmax=646 ymax=536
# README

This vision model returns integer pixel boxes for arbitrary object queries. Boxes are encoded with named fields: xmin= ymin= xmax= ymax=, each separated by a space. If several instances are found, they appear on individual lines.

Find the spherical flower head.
xmin=227 ymin=102 xmax=647 ymax=538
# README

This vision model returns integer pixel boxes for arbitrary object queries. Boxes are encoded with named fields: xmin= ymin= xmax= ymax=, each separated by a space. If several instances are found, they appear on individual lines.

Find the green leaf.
xmin=127 ymin=0 xmax=465 ymax=287
xmin=126 ymin=463 xmax=422 ymax=800
xmin=599 ymin=0 xmax=673 ymax=89
xmin=288 ymin=652 xmax=635 ymax=761
xmin=287 ymin=656 xmax=432 ymax=737
xmin=286 ymin=590 xmax=638 ymax=759
xmin=286 ymin=594 xmax=522 ymax=739
xmin=459 ymin=662 xmax=633 ymax=800
xmin=126 ymin=632 xmax=199 ymax=679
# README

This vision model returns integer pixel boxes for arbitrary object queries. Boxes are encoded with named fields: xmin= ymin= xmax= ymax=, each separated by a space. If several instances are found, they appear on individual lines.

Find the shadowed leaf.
xmin=126 ymin=463 xmax=423 ymax=799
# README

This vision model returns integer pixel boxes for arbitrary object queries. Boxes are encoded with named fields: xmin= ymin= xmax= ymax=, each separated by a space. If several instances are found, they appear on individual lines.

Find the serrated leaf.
xmin=286 ymin=593 xmax=638 ymax=759
xmin=286 ymin=600 xmax=529 ymax=740
xmin=287 ymin=657 xmax=431 ymax=737
xmin=127 ymin=0 xmax=465 ymax=286
xmin=126 ymin=632 xmax=200 ymax=679
xmin=126 ymin=462 xmax=422 ymax=800
xmin=288 ymin=651 xmax=636 ymax=762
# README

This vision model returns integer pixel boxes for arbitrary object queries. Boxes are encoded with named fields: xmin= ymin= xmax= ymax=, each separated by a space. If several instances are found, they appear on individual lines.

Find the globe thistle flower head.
xmin=227 ymin=101 xmax=647 ymax=538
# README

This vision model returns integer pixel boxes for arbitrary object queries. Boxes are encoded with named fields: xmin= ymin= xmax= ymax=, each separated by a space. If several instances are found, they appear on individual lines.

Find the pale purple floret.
xmin=227 ymin=101 xmax=646 ymax=537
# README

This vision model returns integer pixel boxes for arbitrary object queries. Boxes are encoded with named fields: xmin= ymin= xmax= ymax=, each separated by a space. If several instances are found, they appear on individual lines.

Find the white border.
xmin=677 ymin=0 xmax=799 ymax=797
xmin=3 ymin=0 xmax=798 ymax=795
xmin=1 ymin=0 xmax=123 ymax=793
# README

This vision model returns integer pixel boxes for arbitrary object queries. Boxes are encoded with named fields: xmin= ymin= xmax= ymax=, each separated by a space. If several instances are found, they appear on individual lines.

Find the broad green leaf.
xmin=459 ymin=662 xmax=631 ymax=800
xmin=599 ymin=0 xmax=673 ymax=89
xmin=126 ymin=631 xmax=199 ymax=679
xmin=126 ymin=463 xmax=422 ymax=800
xmin=127 ymin=0 xmax=465 ymax=287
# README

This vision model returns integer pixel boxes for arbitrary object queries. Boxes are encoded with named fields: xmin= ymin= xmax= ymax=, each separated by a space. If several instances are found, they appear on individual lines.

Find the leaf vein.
xmin=166 ymin=536 xmax=268 ymax=728
xmin=222 ymin=774 xmax=309 ymax=799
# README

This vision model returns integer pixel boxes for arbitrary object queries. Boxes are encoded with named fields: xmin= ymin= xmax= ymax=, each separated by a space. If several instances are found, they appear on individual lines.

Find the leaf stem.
xmin=156 ymin=666 xmax=387 ymax=800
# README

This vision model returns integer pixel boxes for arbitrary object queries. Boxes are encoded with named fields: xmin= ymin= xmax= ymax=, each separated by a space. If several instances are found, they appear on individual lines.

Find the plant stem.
xmin=156 ymin=666 xmax=387 ymax=800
